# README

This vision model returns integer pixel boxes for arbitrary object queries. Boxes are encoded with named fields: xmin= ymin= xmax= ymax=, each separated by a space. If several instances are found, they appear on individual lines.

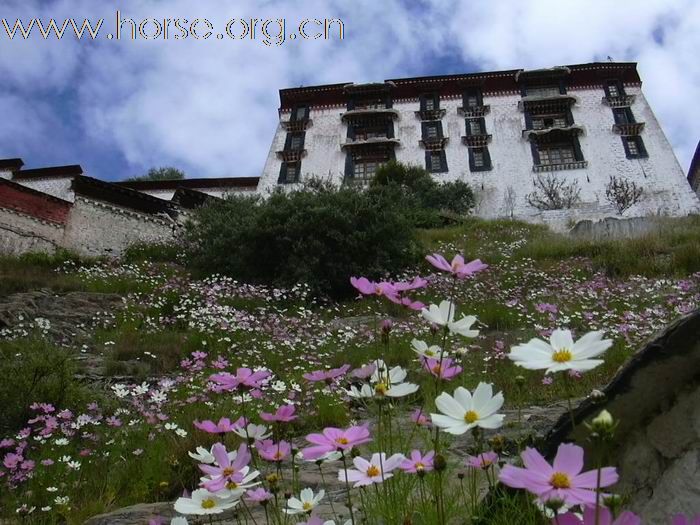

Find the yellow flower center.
xmin=374 ymin=383 xmax=388 ymax=395
xmin=550 ymin=472 xmax=571 ymax=489
xmin=201 ymin=498 xmax=217 ymax=509
xmin=415 ymin=462 xmax=425 ymax=471
xmin=431 ymin=364 xmax=443 ymax=375
xmin=223 ymin=467 xmax=235 ymax=477
xmin=336 ymin=437 xmax=349 ymax=445
xmin=425 ymin=350 xmax=436 ymax=357
xmin=366 ymin=465 xmax=381 ymax=477
xmin=274 ymin=452 xmax=284 ymax=460
xmin=266 ymin=473 xmax=280 ymax=484
xmin=225 ymin=481 xmax=239 ymax=490
xmin=464 ymin=410 xmax=479 ymax=423
xmin=552 ymin=349 xmax=573 ymax=363
xmin=302 ymin=502 xmax=313 ymax=511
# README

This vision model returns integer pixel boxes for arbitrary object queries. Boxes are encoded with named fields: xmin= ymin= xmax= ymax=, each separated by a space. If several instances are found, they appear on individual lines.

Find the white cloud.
xmin=0 ymin=0 xmax=698 ymax=178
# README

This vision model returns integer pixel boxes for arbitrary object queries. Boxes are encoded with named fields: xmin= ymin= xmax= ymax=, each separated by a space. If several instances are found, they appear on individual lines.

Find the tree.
xmin=605 ymin=176 xmax=644 ymax=215
xmin=126 ymin=166 xmax=186 ymax=182
xmin=526 ymin=173 xmax=581 ymax=211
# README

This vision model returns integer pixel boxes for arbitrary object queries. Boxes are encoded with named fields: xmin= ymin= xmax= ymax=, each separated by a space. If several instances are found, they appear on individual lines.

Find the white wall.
xmin=0 ymin=207 xmax=64 ymax=255
xmin=15 ymin=177 xmax=75 ymax=202
xmin=258 ymin=85 xmax=700 ymax=223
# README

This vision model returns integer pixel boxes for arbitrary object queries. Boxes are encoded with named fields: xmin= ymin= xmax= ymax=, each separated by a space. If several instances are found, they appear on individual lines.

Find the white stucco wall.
xmin=258 ymin=85 xmax=700 ymax=224
xmin=15 ymin=177 xmax=76 ymax=202
xmin=0 ymin=207 xmax=64 ymax=255
xmin=62 ymin=197 xmax=177 ymax=257
xmin=0 ymin=169 xmax=14 ymax=180
xmin=134 ymin=187 xmax=258 ymax=201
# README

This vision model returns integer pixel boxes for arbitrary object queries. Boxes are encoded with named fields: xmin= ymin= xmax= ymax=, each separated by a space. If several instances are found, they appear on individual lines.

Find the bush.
xmin=0 ymin=337 xmax=91 ymax=433
xmin=184 ymin=181 xmax=420 ymax=298
xmin=371 ymin=161 xmax=475 ymax=226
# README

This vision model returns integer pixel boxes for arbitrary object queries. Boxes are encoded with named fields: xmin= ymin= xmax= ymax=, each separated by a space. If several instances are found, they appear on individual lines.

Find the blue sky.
xmin=0 ymin=0 xmax=699 ymax=181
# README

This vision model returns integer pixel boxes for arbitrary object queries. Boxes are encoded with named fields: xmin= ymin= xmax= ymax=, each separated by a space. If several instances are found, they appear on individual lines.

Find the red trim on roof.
xmin=13 ymin=165 xmax=83 ymax=180
xmin=0 ymin=178 xmax=71 ymax=224
xmin=279 ymin=62 xmax=641 ymax=110
xmin=117 ymin=177 xmax=259 ymax=191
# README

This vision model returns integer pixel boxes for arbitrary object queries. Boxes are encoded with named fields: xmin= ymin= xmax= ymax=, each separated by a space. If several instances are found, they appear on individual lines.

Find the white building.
xmin=259 ymin=62 xmax=700 ymax=227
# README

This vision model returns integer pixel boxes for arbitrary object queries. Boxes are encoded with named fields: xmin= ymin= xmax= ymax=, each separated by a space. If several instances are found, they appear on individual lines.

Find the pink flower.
xmin=303 ymin=364 xmax=351 ymax=383
xmin=199 ymin=443 xmax=250 ymax=492
xmin=301 ymin=425 xmax=372 ymax=460
xmin=410 ymin=408 xmax=431 ymax=427
xmin=351 ymin=363 xmax=377 ymax=379
xmin=245 ymin=487 xmax=273 ymax=504
xmin=557 ymin=507 xmax=641 ymax=525
xmin=339 ymin=452 xmax=405 ymax=487
xmin=298 ymin=517 xmax=324 ymax=525
xmin=499 ymin=444 xmax=618 ymax=506
xmin=392 ymin=276 xmax=428 ymax=292
xmin=426 ymin=253 xmax=488 ymax=279
xmin=260 ymin=404 xmax=297 ymax=423
xmin=465 ymin=451 xmax=499 ymax=469
xmin=400 ymin=450 xmax=435 ymax=474
xmin=423 ymin=357 xmax=462 ymax=380
xmin=672 ymin=516 xmax=700 ymax=525
xmin=256 ymin=440 xmax=292 ymax=462
xmin=209 ymin=368 xmax=270 ymax=391
xmin=350 ymin=277 xmax=397 ymax=297
xmin=194 ymin=417 xmax=235 ymax=434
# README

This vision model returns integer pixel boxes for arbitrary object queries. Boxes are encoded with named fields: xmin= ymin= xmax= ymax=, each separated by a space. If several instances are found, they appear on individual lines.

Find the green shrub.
xmin=184 ymin=181 xmax=421 ymax=299
xmin=371 ymin=161 xmax=475 ymax=226
xmin=0 ymin=337 xmax=91 ymax=433
xmin=123 ymin=242 xmax=182 ymax=264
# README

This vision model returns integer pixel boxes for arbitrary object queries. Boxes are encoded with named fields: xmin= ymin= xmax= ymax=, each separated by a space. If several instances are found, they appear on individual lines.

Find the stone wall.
xmin=62 ymin=197 xmax=177 ymax=257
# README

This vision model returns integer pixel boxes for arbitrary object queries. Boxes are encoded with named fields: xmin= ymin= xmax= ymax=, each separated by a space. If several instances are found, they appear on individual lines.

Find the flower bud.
xmin=350 ymin=446 xmax=361 ymax=458
xmin=433 ymin=454 xmax=447 ymax=472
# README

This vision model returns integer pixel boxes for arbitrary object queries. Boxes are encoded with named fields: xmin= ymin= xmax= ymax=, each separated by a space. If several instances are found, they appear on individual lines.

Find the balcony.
xmin=275 ymin=149 xmax=307 ymax=162
xmin=340 ymin=136 xmax=400 ymax=150
xmin=341 ymin=108 xmax=400 ymax=122
xmin=419 ymin=137 xmax=449 ymax=150
xmin=612 ymin=122 xmax=645 ymax=136
xmin=461 ymin=134 xmax=492 ymax=148
xmin=533 ymin=160 xmax=588 ymax=173
xmin=523 ymin=124 xmax=585 ymax=140
xmin=602 ymin=95 xmax=636 ymax=108
xmin=415 ymin=108 xmax=446 ymax=121
xmin=518 ymin=94 xmax=577 ymax=112
xmin=458 ymin=105 xmax=490 ymax=117
xmin=281 ymin=119 xmax=313 ymax=132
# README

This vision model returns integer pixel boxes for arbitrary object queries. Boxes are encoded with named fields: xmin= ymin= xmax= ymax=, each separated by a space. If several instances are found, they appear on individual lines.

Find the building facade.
xmin=258 ymin=62 xmax=700 ymax=227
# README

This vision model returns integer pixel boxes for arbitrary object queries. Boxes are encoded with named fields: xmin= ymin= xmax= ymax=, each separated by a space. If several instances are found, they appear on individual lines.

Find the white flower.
xmin=175 ymin=428 xmax=188 ymax=438
xmin=54 ymin=496 xmax=70 ymax=505
xmin=346 ymin=384 xmax=374 ymax=399
xmin=174 ymin=488 xmax=238 ymax=515
xmin=411 ymin=339 xmax=446 ymax=360
xmin=508 ymin=329 xmax=612 ymax=374
xmin=200 ymin=466 xmax=260 ymax=498
xmin=232 ymin=423 xmax=270 ymax=441
xmin=165 ymin=423 xmax=179 ymax=430
xmin=284 ymin=487 xmax=325 ymax=515
xmin=431 ymin=383 xmax=505 ymax=435
xmin=54 ymin=438 xmax=69 ymax=446
xmin=46 ymin=487 xmax=58 ymax=493
xmin=66 ymin=461 xmax=81 ymax=470
xmin=188 ymin=445 xmax=238 ymax=464
xmin=421 ymin=301 xmax=479 ymax=338
xmin=369 ymin=365 xmax=419 ymax=398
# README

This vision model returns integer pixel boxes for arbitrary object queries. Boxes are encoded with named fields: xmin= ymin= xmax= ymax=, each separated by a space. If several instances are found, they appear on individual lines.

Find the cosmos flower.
xmin=421 ymin=301 xmax=479 ymax=338
xmin=198 ymin=443 xmax=251 ymax=493
xmin=499 ymin=443 xmax=618 ymax=506
xmin=431 ymin=383 xmax=505 ymax=435
xmin=508 ymin=330 xmax=613 ymax=374
xmin=209 ymin=368 xmax=271 ymax=391
xmin=671 ymin=515 xmax=700 ymax=525
xmin=368 ymin=364 xmax=419 ymax=398
xmin=465 ymin=451 xmax=499 ymax=469
xmin=301 ymin=425 xmax=371 ymax=460
xmin=260 ymin=404 xmax=297 ymax=423
xmin=338 ymin=452 xmax=405 ymax=487
xmin=284 ymin=488 xmax=325 ymax=515
xmin=349 ymin=277 xmax=397 ymax=298
xmin=232 ymin=423 xmax=271 ymax=442
xmin=423 ymin=357 xmax=463 ymax=380
xmin=193 ymin=418 xmax=235 ymax=434
xmin=256 ymin=440 xmax=292 ymax=462
xmin=400 ymin=450 xmax=435 ymax=474
xmin=425 ymin=253 xmax=488 ymax=279
xmin=245 ymin=487 xmax=273 ymax=504
xmin=303 ymin=365 xmax=351 ymax=383
xmin=411 ymin=339 xmax=446 ymax=360
xmin=173 ymin=488 xmax=238 ymax=515
xmin=410 ymin=408 xmax=431 ymax=426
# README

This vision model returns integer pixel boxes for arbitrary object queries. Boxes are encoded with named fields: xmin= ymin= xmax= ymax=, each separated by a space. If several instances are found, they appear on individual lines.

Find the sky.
xmin=0 ymin=0 xmax=699 ymax=181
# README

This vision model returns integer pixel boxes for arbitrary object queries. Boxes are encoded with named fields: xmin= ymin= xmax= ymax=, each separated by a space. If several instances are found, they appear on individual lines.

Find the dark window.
xmin=605 ymin=80 xmax=626 ymax=98
xmin=526 ymin=85 xmax=561 ymax=98
xmin=463 ymin=87 xmax=483 ymax=108
xmin=292 ymin=105 xmax=309 ymax=121
xmin=349 ymin=150 xmax=392 ymax=182
xmin=531 ymin=113 xmax=569 ymax=130
xmin=469 ymin=147 xmax=492 ymax=171
xmin=279 ymin=162 xmax=300 ymax=184
xmin=354 ymin=125 xmax=388 ymax=141
xmin=289 ymin=134 xmax=303 ymax=150
xmin=425 ymin=150 xmax=448 ymax=173
xmin=622 ymin=136 xmax=648 ymax=159
xmin=467 ymin=118 xmax=485 ymax=135
xmin=613 ymin=107 xmax=635 ymax=125
xmin=354 ymin=97 xmax=386 ymax=110
xmin=537 ymin=144 xmax=575 ymax=166
xmin=425 ymin=96 xmax=436 ymax=111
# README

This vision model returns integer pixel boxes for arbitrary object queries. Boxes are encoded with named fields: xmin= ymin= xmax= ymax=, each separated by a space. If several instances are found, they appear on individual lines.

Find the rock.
xmin=544 ymin=308 xmax=700 ymax=522
xmin=568 ymin=216 xmax=658 ymax=240
xmin=0 ymin=290 xmax=123 ymax=343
